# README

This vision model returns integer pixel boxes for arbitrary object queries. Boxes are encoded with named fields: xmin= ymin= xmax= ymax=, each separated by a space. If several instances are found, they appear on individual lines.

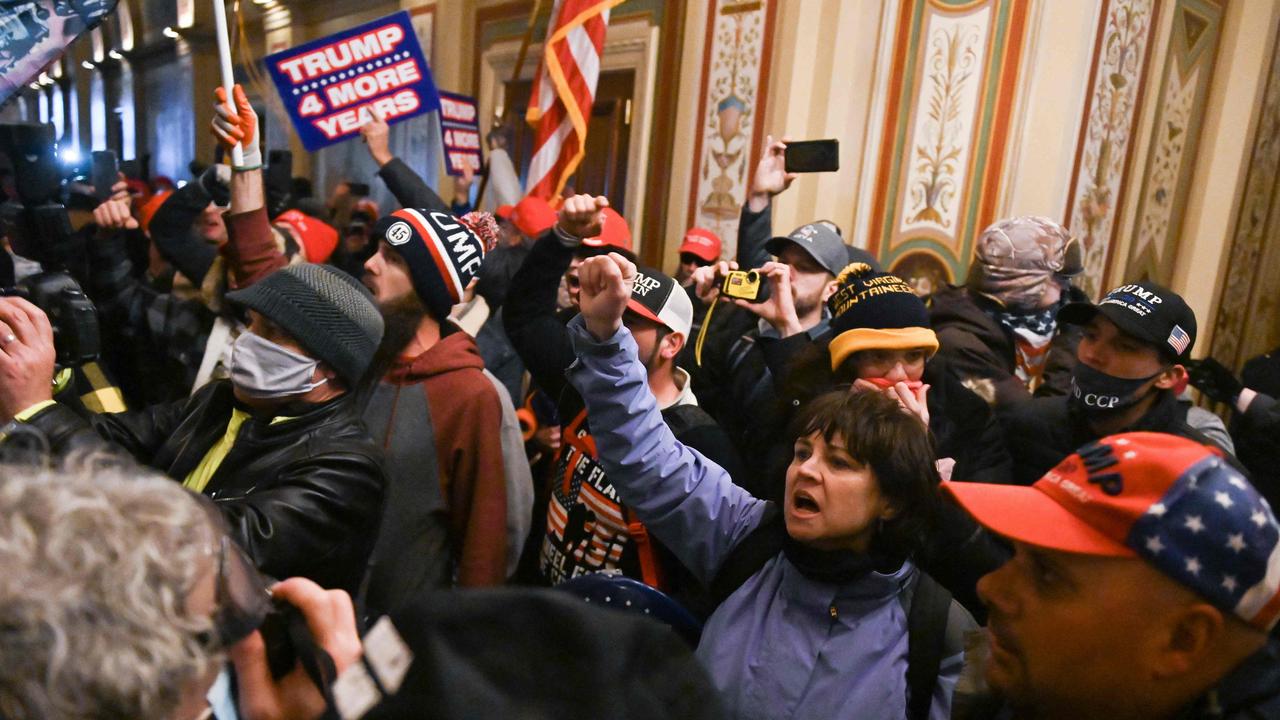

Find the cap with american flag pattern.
xmin=944 ymin=432 xmax=1280 ymax=631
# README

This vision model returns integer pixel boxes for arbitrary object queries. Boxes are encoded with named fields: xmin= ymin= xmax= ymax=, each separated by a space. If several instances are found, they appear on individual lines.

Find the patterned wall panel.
xmin=1124 ymin=0 xmax=1224 ymax=286
xmin=866 ymin=0 xmax=1028 ymax=292
xmin=1064 ymin=0 xmax=1161 ymax=301
xmin=1210 ymin=14 xmax=1280 ymax=371
xmin=686 ymin=0 xmax=778 ymax=257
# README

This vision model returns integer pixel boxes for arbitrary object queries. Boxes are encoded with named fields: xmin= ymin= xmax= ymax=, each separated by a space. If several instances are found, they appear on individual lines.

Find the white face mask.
xmin=230 ymin=331 xmax=328 ymax=399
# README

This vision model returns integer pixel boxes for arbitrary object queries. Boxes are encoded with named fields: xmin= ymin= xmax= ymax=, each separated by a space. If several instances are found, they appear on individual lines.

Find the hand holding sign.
xmin=212 ymin=85 xmax=263 ymax=171
xmin=360 ymin=105 xmax=393 ymax=167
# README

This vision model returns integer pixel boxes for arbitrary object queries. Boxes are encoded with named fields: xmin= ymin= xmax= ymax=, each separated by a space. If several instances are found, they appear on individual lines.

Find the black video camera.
xmin=0 ymin=122 xmax=101 ymax=367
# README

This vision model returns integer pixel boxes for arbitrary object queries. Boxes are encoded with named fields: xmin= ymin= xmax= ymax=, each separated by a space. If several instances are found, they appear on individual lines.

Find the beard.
xmin=793 ymin=293 xmax=820 ymax=320
xmin=367 ymin=292 xmax=428 ymax=381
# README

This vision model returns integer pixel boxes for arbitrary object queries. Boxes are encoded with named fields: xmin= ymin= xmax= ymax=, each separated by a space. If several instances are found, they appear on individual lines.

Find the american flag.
xmin=1128 ymin=455 xmax=1280 ymax=631
xmin=524 ymin=0 xmax=623 ymax=200
xmin=1167 ymin=324 xmax=1191 ymax=356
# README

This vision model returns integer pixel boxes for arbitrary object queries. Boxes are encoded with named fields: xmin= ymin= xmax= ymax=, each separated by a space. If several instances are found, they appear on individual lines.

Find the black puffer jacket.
xmin=928 ymin=284 xmax=1082 ymax=409
xmin=1000 ymin=390 xmax=1236 ymax=486
xmin=23 ymin=381 xmax=386 ymax=594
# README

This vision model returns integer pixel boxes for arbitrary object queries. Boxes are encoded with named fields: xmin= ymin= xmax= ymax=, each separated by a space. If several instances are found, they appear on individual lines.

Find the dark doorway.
xmin=504 ymin=68 xmax=634 ymax=232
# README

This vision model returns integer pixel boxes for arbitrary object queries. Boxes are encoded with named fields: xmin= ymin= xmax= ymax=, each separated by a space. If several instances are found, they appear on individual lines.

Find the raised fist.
xmin=577 ymin=252 xmax=636 ymax=341
xmin=557 ymin=194 xmax=609 ymax=240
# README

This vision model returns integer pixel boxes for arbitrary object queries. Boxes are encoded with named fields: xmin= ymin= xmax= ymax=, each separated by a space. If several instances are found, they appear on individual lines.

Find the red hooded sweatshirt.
xmin=382 ymin=330 xmax=509 ymax=586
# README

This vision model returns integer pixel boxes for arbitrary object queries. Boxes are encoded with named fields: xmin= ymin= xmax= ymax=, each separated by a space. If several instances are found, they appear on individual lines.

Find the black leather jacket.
xmin=25 ymin=380 xmax=386 ymax=594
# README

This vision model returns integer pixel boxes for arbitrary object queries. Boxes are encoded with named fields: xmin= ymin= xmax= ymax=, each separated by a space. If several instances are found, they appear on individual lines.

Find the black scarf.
xmin=782 ymin=535 xmax=904 ymax=585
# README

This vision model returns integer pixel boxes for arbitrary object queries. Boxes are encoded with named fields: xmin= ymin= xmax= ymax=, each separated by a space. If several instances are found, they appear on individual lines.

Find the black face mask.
xmin=1069 ymin=362 xmax=1164 ymax=418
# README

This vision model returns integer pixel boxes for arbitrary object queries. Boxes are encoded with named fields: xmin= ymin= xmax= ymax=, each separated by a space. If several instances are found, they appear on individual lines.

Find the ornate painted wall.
xmin=685 ymin=0 xmax=777 ymax=257
xmin=1064 ymin=0 xmax=1161 ymax=301
xmin=1123 ymin=0 xmax=1224 ymax=287
xmin=1209 ymin=13 xmax=1280 ymax=372
xmin=864 ymin=0 xmax=1028 ymax=293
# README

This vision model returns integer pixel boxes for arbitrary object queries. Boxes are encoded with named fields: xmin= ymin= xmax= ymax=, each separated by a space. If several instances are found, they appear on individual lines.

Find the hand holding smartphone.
xmin=784 ymin=139 xmax=839 ymax=174
xmin=91 ymin=150 xmax=118 ymax=203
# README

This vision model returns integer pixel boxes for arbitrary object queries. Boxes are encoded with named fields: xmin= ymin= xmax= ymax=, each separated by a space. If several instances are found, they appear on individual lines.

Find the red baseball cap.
xmin=581 ymin=207 xmax=632 ymax=252
xmin=679 ymin=227 xmax=721 ymax=263
xmin=275 ymin=210 xmax=339 ymax=264
xmin=510 ymin=196 xmax=557 ymax=238
xmin=944 ymin=432 xmax=1280 ymax=631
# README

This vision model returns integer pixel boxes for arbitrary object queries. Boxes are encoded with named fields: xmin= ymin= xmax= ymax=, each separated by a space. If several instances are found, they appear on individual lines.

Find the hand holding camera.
xmin=690 ymin=260 xmax=736 ymax=304
xmin=731 ymin=262 xmax=806 ymax=337
xmin=577 ymin=252 xmax=635 ymax=342
xmin=230 ymin=578 xmax=362 ymax=720
xmin=0 ymin=297 xmax=57 ymax=423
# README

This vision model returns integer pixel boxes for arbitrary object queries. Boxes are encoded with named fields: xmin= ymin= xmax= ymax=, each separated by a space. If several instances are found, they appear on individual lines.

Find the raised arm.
xmin=737 ymin=135 xmax=795 ymax=269
xmin=213 ymin=85 xmax=287 ymax=288
xmin=502 ymin=194 xmax=603 ymax=398
xmin=360 ymin=107 xmax=451 ymax=213
xmin=566 ymin=253 xmax=767 ymax=581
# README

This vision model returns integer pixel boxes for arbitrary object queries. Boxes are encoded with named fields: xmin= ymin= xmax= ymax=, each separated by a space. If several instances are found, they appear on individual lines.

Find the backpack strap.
xmin=708 ymin=504 xmax=785 ymax=606
xmin=623 ymin=506 xmax=668 ymax=590
xmin=905 ymin=571 xmax=953 ymax=720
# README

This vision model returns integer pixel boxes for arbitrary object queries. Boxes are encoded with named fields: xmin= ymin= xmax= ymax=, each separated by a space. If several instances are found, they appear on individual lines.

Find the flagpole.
xmin=476 ymin=0 xmax=543 ymax=208
xmin=212 ymin=0 xmax=244 ymax=168
xmin=511 ymin=0 xmax=544 ymax=88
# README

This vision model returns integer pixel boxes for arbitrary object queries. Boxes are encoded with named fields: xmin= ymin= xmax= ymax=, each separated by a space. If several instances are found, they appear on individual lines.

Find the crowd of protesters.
xmin=0 ymin=81 xmax=1277 ymax=720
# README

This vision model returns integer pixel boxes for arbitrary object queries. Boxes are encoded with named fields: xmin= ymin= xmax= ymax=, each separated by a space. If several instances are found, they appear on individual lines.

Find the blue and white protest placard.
xmin=265 ymin=11 xmax=440 ymax=152
xmin=438 ymin=91 xmax=482 ymax=177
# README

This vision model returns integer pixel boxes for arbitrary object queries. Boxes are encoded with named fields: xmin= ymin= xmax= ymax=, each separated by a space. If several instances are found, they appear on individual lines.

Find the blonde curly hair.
xmin=0 ymin=462 xmax=223 ymax=720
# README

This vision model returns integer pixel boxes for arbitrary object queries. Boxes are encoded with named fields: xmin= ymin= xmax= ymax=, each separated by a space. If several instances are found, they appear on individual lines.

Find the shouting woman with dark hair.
xmin=563 ymin=253 xmax=974 ymax=720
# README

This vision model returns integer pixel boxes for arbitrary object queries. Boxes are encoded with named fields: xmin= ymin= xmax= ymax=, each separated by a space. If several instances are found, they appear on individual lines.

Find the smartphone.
xmin=92 ymin=151 xmax=118 ymax=201
xmin=118 ymin=159 xmax=141 ymax=181
xmin=784 ymin=139 xmax=839 ymax=173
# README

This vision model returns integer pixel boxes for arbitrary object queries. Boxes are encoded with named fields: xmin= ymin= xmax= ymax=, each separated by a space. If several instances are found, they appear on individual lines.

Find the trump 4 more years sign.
xmin=438 ymin=91 xmax=482 ymax=177
xmin=265 ymin=12 xmax=440 ymax=151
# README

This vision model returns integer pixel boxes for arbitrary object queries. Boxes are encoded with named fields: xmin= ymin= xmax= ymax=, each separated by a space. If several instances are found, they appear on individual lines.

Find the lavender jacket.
xmin=565 ymin=317 xmax=961 ymax=720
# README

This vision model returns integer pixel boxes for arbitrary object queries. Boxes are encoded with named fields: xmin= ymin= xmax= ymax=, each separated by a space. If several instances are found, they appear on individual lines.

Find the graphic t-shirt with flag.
xmin=540 ymin=408 xmax=637 ymax=584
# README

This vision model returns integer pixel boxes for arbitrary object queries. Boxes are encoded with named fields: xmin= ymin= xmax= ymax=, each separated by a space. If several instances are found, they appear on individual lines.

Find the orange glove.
xmin=212 ymin=84 xmax=262 ymax=170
